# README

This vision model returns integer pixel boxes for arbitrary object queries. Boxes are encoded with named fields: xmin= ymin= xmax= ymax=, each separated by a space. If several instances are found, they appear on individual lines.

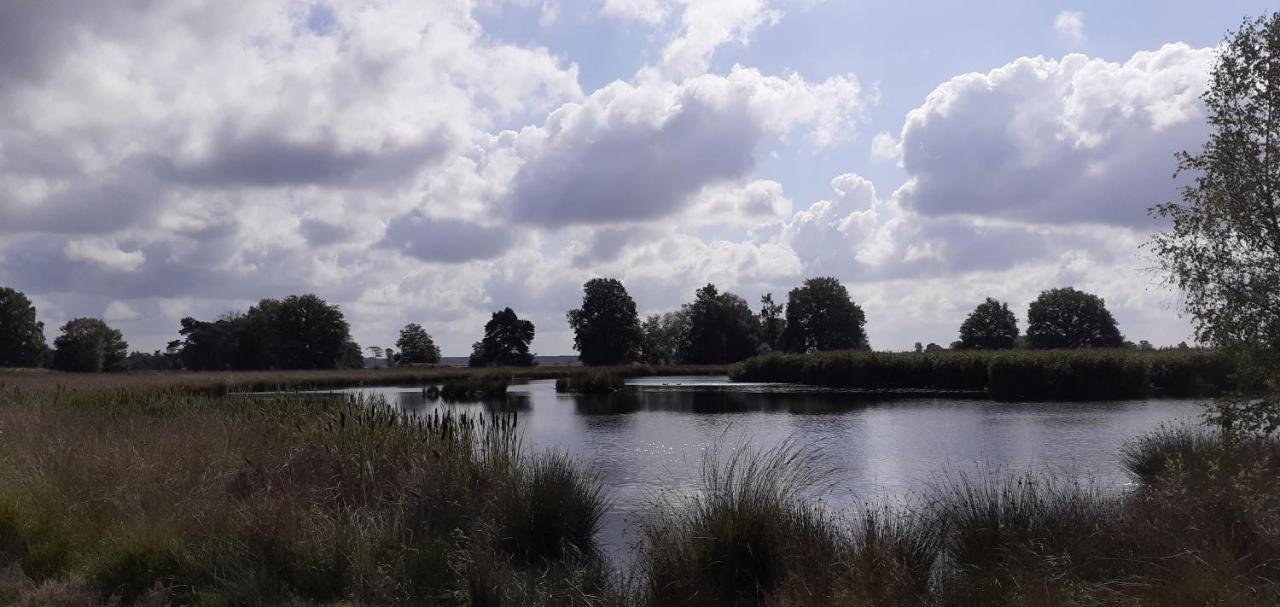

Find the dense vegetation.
xmin=730 ymin=348 xmax=1236 ymax=400
xmin=0 ymin=388 xmax=611 ymax=605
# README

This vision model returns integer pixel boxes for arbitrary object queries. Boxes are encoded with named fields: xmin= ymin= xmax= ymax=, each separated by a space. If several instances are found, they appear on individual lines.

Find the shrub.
xmin=555 ymin=372 xmax=625 ymax=394
xmin=636 ymin=439 xmax=844 ymax=607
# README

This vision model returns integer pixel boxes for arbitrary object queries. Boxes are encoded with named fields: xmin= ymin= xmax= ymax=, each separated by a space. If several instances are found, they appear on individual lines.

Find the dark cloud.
xmin=383 ymin=212 xmax=514 ymax=263
xmin=155 ymin=130 xmax=450 ymax=189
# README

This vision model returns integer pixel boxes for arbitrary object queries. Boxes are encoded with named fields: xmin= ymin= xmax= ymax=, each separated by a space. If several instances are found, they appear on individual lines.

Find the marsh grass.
xmin=0 ymin=363 xmax=728 ymax=396
xmin=636 ymin=438 xmax=846 ymax=607
xmin=632 ymin=432 xmax=1280 ymax=607
xmin=730 ymin=349 xmax=1234 ymax=400
xmin=555 ymin=372 xmax=626 ymax=394
xmin=0 ymin=388 xmax=612 ymax=605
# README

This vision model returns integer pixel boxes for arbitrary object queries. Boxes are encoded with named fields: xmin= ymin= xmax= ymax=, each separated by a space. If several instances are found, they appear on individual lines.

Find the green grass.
xmin=729 ymin=349 xmax=1235 ymax=400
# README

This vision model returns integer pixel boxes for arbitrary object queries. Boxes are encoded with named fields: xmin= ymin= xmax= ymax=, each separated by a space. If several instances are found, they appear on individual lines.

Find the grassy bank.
xmin=729 ymin=349 xmax=1235 ymax=400
xmin=0 ymin=363 xmax=727 ymax=395
xmin=0 ymin=388 xmax=614 ymax=605
xmin=637 ymin=429 xmax=1280 ymax=606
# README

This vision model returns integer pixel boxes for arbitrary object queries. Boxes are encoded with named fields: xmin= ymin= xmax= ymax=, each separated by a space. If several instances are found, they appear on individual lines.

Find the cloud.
xmin=896 ymin=43 xmax=1213 ymax=227
xmin=869 ymin=131 xmax=900 ymax=162
xmin=600 ymin=0 xmax=672 ymax=25
xmin=661 ymin=0 xmax=783 ymax=79
xmin=1054 ymin=11 xmax=1085 ymax=44
xmin=104 ymin=300 xmax=141 ymax=322
xmin=64 ymin=238 xmax=146 ymax=272
xmin=383 ymin=212 xmax=515 ymax=263
xmin=504 ymin=66 xmax=865 ymax=226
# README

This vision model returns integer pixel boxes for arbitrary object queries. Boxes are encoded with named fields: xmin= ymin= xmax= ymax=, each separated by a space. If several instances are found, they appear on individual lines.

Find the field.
xmin=729 ymin=349 xmax=1237 ymax=400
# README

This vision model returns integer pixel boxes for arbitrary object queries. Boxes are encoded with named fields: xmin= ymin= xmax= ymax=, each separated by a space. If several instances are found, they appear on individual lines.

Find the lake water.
xmin=319 ymin=375 xmax=1206 ymax=563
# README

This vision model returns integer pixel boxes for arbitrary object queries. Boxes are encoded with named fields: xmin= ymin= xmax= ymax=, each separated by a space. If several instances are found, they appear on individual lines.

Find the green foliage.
xmin=1149 ymin=13 xmax=1280 ymax=356
xmin=640 ymin=310 xmax=690 ymax=365
xmin=780 ymin=277 xmax=868 ymax=353
xmin=957 ymin=297 xmax=1018 ymax=350
xmin=1026 ymin=287 xmax=1124 ymax=349
xmin=685 ymin=284 xmax=762 ymax=364
xmin=758 ymin=293 xmax=785 ymax=352
xmin=396 ymin=322 xmax=441 ymax=365
xmin=0 ymin=287 xmax=46 ymax=368
xmin=568 ymin=278 xmax=644 ymax=366
xmin=51 ymin=318 xmax=128 ymax=373
xmin=469 ymin=308 xmax=536 ymax=367
xmin=174 ymin=293 xmax=354 ymax=370
xmin=730 ymin=349 xmax=1236 ymax=401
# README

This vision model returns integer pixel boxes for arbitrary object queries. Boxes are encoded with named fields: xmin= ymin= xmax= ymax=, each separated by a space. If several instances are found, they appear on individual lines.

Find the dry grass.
xmin=0 ymin=388 xmax=614 ymax=605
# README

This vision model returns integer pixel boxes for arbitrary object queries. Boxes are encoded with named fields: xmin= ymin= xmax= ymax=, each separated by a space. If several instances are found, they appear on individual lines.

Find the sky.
xmin=0 ymin=0 xmax=1273 ymax=356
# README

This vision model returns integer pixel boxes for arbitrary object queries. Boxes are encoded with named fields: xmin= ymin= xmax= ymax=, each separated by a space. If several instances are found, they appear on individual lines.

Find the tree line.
xmin=0 ymin=279 xmax=1134 ymax=373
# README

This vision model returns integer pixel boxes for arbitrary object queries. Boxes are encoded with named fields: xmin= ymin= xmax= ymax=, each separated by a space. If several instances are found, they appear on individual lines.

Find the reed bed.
xmin=729 ymin=349 xmax=1234 ymax=400
xmin=0 ymin=363 xmax=728 ymax=396
xmin=555 ymin=372 xmax=626 ymax=394
xmin=0 ymin=388 xmax=613 ymax=605
xmin=631 ymin=431 xmax=1280 ymax=606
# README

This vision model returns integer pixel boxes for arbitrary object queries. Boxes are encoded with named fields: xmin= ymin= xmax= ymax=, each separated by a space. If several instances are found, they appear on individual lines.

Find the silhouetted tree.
xmin=340 ymin=340 xmax=364 ymax=369
xmin=176 ymin=316 xmax=234 ymax=370
xmin=685 ymin=284 xmax=761 ymax=364
xmin=927 ymin=343 xmax=945 ymax=352
xmin=267 ymin=294 xmax=351 ymax=369
xmin=173 ymin=294 xmax=353 ymax=370
xmin=759 ymin=293 xmax=785 ymax=352
xmin=1026 ymin=287 xmax=1124 ymax=349
xmin=781 ymin=277 xmax=868 ymax=352
xmin=913 ymin=342 xmax=923 ymax=353
xmin=1149 ymin=13 xmax=1280 ymax=357
xmin=396 ymin=323 xmax=441 ymax=364
xmin=52 ymin=318 xmax=128 ymax=373
xmin=957 ymin=298 xmax=1019 ymax=350
xmin=0 ymin=286 xmax=46 ymax=367
xmin=568 ymin=278 xmax=643 ymax=366
xmin=641 ymin=310 xmax=690 ymax=365
xmin=470 ymin=308 xmax=536 ymax=367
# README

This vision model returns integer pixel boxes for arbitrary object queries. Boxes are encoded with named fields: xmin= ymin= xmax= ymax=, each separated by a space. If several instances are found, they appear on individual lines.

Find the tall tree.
xmin=268 ymin=294 xmax=352 ymax=369
xmin=396 ymin=323 xmax=442 ymax=364
xmin=52 ymin=318 xmax=128 ymax=373
xmin=567 ymin=278 xmax=643 ymax=366
xmin=1149 ymin=13 xmax=1280 ymax=356
xmin=469 ymin=308 xmax=536 ymax=367
xmin=957 ymin=298 xmax=1020 ymax=350
xmin=641 ymin=310 xmax=691 ymax=365
xmin=685 ymin=284 xmax=762 ymax=364
xmin=781 ymin=277 xmax=868 ymax=352
xmin=759 ymin=293 xmax=785 ymax=352
xmin=1025 ymin=287 xmax=1124 ymax=349
xmin=0 ymin=286 xmax=46 ymax=367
